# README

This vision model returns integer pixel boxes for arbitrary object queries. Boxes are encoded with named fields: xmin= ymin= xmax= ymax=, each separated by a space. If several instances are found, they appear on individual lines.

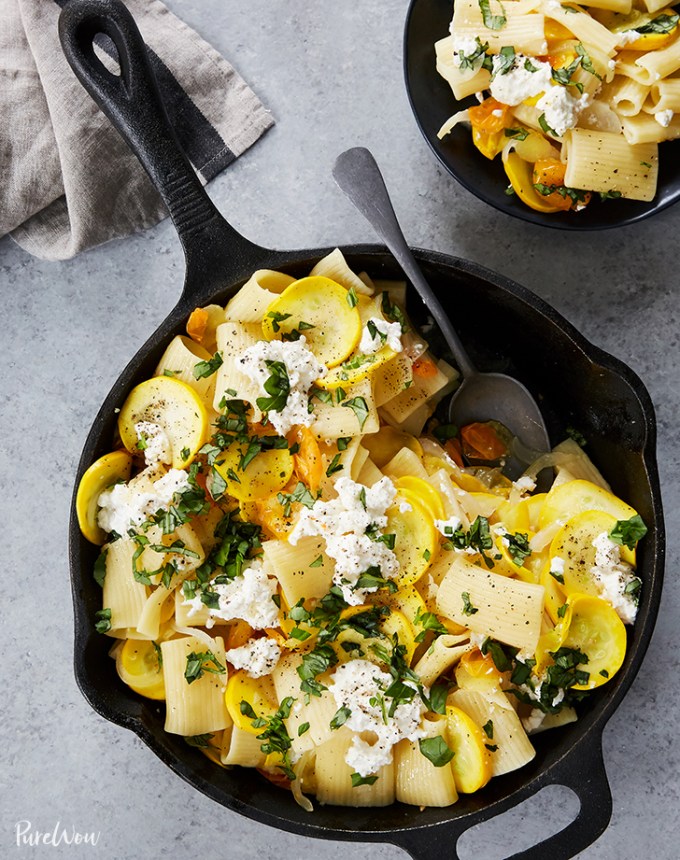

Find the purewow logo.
xmin=15 ymin=821 xmax=101 ymax=847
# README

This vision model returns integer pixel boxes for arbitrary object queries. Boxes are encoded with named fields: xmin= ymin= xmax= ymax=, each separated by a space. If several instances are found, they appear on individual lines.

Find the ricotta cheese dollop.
xmin=134 ymin=421 xmax=172 ymax=466
xmin=238 ymin=336 xmax=327 ymax=435
xmin=489 ymin=55 xmax=552 ymax=106
xmin=590 ymin=532 xmax=640 ymax=624
xmin=226 ymin=636 xmax=282 ymax=678
xmin=359 ymin=318 xmax=403 ymax=355
xmin=329 ymin=659 xmax=426 ymax=776
xmin=289 ymin=476 xmax=398 ymax=604
xmin=97 ymin=468 xmax=190 ymax=535
xmin=183 ymin=559 xmax=280 ymax=630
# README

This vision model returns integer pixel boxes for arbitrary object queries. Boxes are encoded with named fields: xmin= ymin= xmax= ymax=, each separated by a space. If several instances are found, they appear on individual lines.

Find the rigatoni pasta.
xmin=436 ymin=0 xmax=680 ymax=211
xmin=76 ymin=249 xmax=647 ymax=811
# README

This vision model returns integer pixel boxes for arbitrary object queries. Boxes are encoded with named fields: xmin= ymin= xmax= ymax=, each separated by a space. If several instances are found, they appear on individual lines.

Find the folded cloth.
xmin=1 ymin=0 xmax=274 ymax=260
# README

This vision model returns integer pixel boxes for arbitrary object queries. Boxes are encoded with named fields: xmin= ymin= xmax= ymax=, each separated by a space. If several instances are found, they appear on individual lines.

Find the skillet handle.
xmin=58 ymin=0 xmax=266 ymax=289
xmin=393 ymin=734 xmax=612 ymax=860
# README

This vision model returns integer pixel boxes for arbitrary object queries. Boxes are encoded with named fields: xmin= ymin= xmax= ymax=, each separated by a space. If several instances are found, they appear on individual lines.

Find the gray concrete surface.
xmin=1 ymin=1 xmax=678 ymax=858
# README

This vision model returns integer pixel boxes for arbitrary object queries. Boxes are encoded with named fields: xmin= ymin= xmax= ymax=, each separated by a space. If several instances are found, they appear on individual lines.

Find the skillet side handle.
xmin=58 ymin=0 xmax=264 ymax=278
xmin=393 ymin=735 xmax=612 ymax=860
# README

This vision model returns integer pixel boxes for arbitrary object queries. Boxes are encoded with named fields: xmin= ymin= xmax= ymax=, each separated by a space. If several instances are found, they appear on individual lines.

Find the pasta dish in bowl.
xmin=76 ymin=249 xmax=650 ymax=811
xmin=404 ymin=0 xmax=680 ymax=227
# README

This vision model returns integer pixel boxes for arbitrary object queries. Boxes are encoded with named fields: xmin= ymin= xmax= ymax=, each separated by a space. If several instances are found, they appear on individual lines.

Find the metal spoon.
xmin=332 ymin=147 xmax=550 ymax=473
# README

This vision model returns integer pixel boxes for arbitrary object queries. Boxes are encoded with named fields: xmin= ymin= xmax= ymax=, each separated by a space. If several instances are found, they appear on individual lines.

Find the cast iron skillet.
xmin=404 ymin=0 xmax=680 ymax=230
xmin=60 ymin=1 xmax=665 ymax=857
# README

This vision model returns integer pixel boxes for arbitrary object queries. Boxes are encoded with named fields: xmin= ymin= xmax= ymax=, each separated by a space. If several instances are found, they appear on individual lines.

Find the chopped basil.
xmin=538 ymin=113 xmax=558 ymax=137
xmin=566 ymin=426 xmax=587 ymax=447
xmin=557 ymin=604 xmax=568 ymax=619
xmin=193 ymin=352 xmax=223 ymax=379
xmin=492 ymin=46 xmax=516 ymax=78
xmin=351 ymin=773 xmax=378 ymax=787
xmin=94 ymin=608 xmax=112 ymax=633
xmin=505 ymin=532 xmax=532 ymax=566
xmin=93 ymin=549 xmax=107 ymax=587
xmin=485 ymin=743 xmax=499 ymax=752
xmin=505 ymin=185 xmax=516 ymax=196
xmin=632 ymin=13 xmax=679 ymax=34
xmin=184 ymin=650 xmax=226 ymax=684
xmin=575 ymin=43 xmax=601 ymax=79
xmin=641 ymin=161 xmax=652 ymax=169
xmin=266 ymin=310 xmax=292 ymax=332
xmin=277 ymin=481 xmax=317 ymax=516
xmin=433 ymin=423 xmax=458 ymax=442
xmin=254 ymin=697 xmax=297 ymax=780
xmin=184 ymin=733 xmax=214 ymax=749
xmin=380 ymin=291 xmax=408 ymax=331
xmin=418 ymin=736 xmax=455 ymax=767
xmin=413 ymin=608 xmax=449 ymax=644
xmin=346 ymin=286 xmax=358 ymax=308
xmin=256 ymin=360 xmax=290 ymax=414
xmin=524 ymin=58 xmax=539 ymax=72
xmin=504 ymin=127 xmax=529 ymax=140
xmin=478 ymin=0 xmax=507 ymax=30
xmin=461 ymin=591 xmax=479 ymax=616
xmin=326 ymin=453 xmax=344 ymax=477
xmin=342 ymin=396 xmax=370 ymax=429
xmin=609 ymin=514 xmax=647 ymax=550
xmin=298 ymin=722 xmax=310 ymax=736
xmin=482 ymin=720 xmax=494 ymax=739
xmin=599 ymin=190 xmax=622 ymax=202
xmin=421 ymin=681 xmax=451 ymax=715
xmin=337 ymin=436 xmax=350 ymax=451
xmin=330 ymin=706 xmax=352 ymax=730
xmin=550 ymin=569 xmax=565 ymax=585
xmin=309 ymin=555 xmax=324 ymax=568
xmin=355 ymin=569 xmax=398 ymax=593
xmin=458 ymin=37 xmax=490 ymax=71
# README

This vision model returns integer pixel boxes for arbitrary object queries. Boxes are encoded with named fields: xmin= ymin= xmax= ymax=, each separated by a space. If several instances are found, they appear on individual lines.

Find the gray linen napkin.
xmin=1 ymin=0 xmax=274 ymax=260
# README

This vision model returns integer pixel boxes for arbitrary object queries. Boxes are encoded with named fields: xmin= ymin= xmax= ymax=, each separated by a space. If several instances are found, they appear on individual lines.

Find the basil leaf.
xmin=418 ymin=736 xmax=455 ymax=767
xmin=478 ymin=0 xmax=507 ymax=30
xmin=609 ymin=514 xmax=647 ymax=550
xmin=193 ymin=352 xmax=223 ymax=379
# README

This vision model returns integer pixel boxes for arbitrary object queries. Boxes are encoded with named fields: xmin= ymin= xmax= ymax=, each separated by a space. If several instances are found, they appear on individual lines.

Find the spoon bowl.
xmin=332 ymin=147 xmax=551 ymax=468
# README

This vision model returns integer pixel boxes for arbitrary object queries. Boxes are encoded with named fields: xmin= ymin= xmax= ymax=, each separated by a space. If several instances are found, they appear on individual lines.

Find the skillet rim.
xmin=69 ymin=243 xmax=665 ymax=847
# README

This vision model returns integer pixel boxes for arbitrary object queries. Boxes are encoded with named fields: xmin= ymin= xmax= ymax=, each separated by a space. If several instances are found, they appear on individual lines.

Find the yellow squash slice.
xmin=502 ymin=149 xmax=562 ymax=214
xmin=445 ymin=705 xmax=492 ymax=793
xmin=560 ymin=594 xmax=627 ymax=689
xmin=549 ymin=510 xmax=636 ymax=598
xmin=539 ymin=479 xmax=638 ymax=531
xmin=261 ymin=276 xmax=362 ymax=367
xmin=76 ymin=450 xmax=133 ymax=544
xmin=395 ymin=476 xmax=446 ymax=520
xmin=116 ymin=639 xmax=165 ymax=700
xmin=385 ymin=490 xmax=437 ymax=589
xmin=224 ymin=669 xmax=278 ymax=734
xmin=117 ymin=376 xmax=208 ymax=468
xmin=214 ymin=442 xmax=294 ymax=502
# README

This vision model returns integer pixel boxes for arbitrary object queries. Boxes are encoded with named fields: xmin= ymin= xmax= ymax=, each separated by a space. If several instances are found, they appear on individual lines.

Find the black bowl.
xmin=404 ymin=0 xmax=680 ymax=229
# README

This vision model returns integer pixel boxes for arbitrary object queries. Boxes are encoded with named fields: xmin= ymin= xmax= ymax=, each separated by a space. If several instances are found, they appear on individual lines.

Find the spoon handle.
xmin=333 ymin=147 xmax=477 ymax=379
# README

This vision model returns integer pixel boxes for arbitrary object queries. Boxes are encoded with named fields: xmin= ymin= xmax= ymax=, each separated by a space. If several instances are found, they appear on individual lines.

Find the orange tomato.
xmin=291 ymin=426 xmax=323 ymax=492
xmin=469 ymin=98 xmax=512 ymax=160
xmin=532 ymin=159 xmax=591 ymax=211
xmin=460 ymin=422 xmax=508 ymax=460
xmin=444 ymin=437 xmax=464 ymax=467
xmin=412 ymin=356 xmax=438 ymax=378
xmin=469 ymin=98 xmax=510 ymax=133
xmin=186 ymin=307 xmax=209 ymax=343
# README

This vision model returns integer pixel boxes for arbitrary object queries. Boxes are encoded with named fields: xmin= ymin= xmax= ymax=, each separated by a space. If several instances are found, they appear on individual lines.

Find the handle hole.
xmin=92 ymin=32 xmax=121 ymax=77
xmin=457 ymin=785 xmax=580 ymax=860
